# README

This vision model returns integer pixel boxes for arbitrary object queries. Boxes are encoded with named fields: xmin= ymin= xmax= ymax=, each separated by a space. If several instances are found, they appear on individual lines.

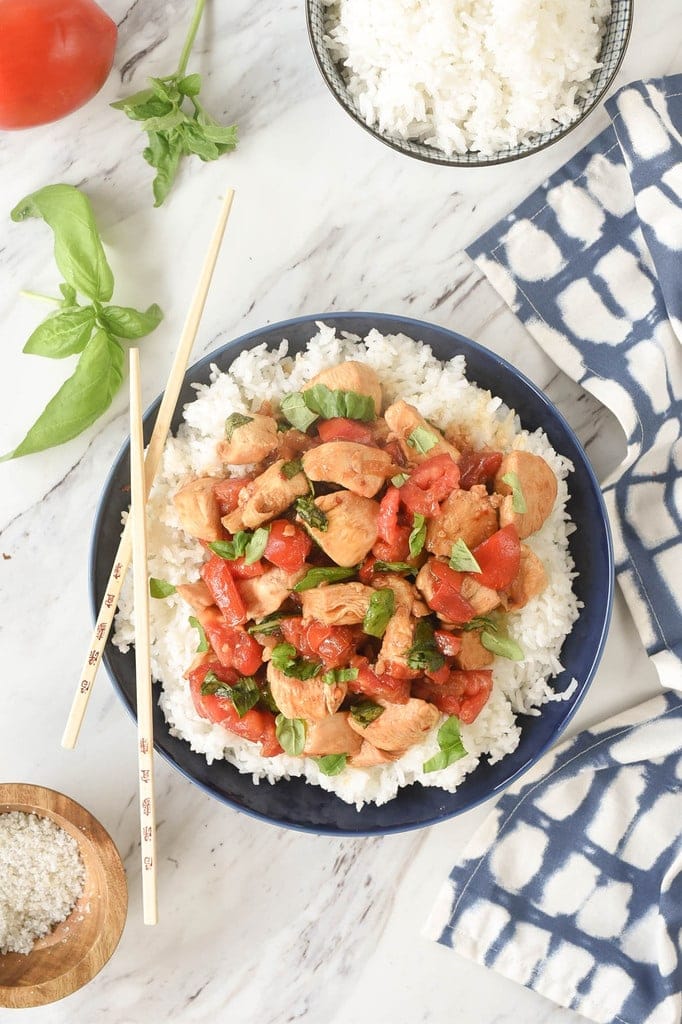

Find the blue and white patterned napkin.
xmin=425 ymin=76 xmax=682 ymax=1024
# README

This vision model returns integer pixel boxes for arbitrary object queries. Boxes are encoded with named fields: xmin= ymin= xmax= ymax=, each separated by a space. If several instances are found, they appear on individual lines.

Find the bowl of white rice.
xmin=306 ymin=0 xmax=632 ymax=165
xmin=94 ymin=313 xmax=613 ymax=835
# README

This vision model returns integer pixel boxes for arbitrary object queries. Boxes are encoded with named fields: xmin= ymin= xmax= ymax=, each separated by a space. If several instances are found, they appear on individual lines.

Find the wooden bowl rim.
xmin=0 ymin=783 xmax=128 ymax=1008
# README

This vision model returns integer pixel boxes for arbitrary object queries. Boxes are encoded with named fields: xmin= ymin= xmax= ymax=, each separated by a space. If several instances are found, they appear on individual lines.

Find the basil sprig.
xmin=423 ymin=716 xmax=467 ymax=773
xmin=449 ymin=538 xmax=482 ymax=573
xmin=350 ymin=701 xmax=384 ymax=727
xmin=149 ymin=577 xmax=176 ymax=598
xmin=407 ymin=425 xmax=438 ymax=455
xmin=275 ymin=715 xmax=306 ymax=756
xmin=315 ymin=754 xmax=347 ymax=776
xmin=4 ymin=185 xmax=162 ymax=461
xmin=362 ymin=588 xmax=395 ymax=638
xmin=224 ymin=412 xmax=253 ymax=441
xmin=271 ymin=643 xmax=322 ymax=680
xmin=281 ymin=384 xmax=375 ymax=429
xmin=112 ymin=0 xmax=237 ymax=206
xmin=201 ymin=672 xmax=260 ymax=718
xmin=409 ymin=513 xmax=427 ymax=558
xmin=293 ymin=566 xmax=357 ymax=592
xmin=188 ymin=615 xmax=209 ymax=653
xmin=406 ymin=621 xmax=445 ymax=673
xmin=501 ymin=471 xmax=527 ymax=513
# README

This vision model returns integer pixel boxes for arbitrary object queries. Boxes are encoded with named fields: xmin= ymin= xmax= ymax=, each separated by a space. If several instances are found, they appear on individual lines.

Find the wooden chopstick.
xmin=62 ymin=187 xmax=235 ymax=750
xmin=129 ymin=347 xmax=158 ymax=926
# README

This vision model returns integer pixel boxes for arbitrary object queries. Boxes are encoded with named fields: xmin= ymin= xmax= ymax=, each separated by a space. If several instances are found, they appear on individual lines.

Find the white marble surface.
xmin=0 ymin=1 xmax=679 ymax=1021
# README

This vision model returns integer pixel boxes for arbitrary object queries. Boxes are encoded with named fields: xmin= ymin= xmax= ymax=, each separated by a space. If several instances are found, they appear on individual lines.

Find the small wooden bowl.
xmin=0 ymin=784 xmax=127 ymax=1008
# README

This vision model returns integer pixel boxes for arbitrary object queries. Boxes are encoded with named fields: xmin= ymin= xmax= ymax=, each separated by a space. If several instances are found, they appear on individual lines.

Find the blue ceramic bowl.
xmin=92 ymin=312 xmax=613 ymax=835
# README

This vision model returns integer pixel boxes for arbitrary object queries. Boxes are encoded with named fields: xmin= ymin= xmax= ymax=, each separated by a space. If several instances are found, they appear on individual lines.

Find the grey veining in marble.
xmin=0 ymin=0 xmax=678 ymax=1021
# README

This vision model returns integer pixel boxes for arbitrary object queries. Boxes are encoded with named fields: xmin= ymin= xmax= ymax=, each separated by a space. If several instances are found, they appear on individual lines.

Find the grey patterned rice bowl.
xmin=305 ymin=0 xmax=633 ymax=167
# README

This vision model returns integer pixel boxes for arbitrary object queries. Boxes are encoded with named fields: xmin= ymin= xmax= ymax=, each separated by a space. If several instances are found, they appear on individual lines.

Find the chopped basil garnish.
xmin=281 ymin=458 xmax=303 ymax=479
xmin=209 ymin=532 xmax=250 ymax=560
xmin=315 ymin=753 xmax=347 ymax=776
xmin=247 ymin=613 xmax=287 ymax=636
xmin=224 ymin=412 xmax=253 ymax=441
xmin=391 ymin=472 xmax=409 ymax=487
xmin=407 ymin=425 xmax=438 ymax=455
xmin=259 ymin=685 xmax=280 ymax=714
xmin=461 ymin=615 xmax=498 ymax=633
xmin=188 ymin=615 xmax=209 ymax=653
xmin=280 ymin=393 xmax=318 ymax=432
xmin=293 ymin=565 xmax=357 ymax=592
xmin=406 ymin=620 xmax=445 ymax=673
xmin=373 ymin=561 xmax=417 ymax=577
xmin=295 ymin=496 xmax=328 ymax=532
xmin=409 ymin=513 xmax=427 ymax=558
xmin=201 ymin=672 xmax=260 ymax=717
xmin=244 ymin=526 xmax=270 ymax=565
xmin=270 ymin=642 xmax=322 ymax=680
xmin=423 ymin=716 xmax=467 ymax=773
xmin=449 ymin=538 xmax=482 ymax=573
xmin=501 ymin=471 xmax=527 ymax=514
xmin=302 ymin=383 xmax=375 ymax=422
xmin=275 ymin=714 xmax=306 ymax=756
xmin=350 ymin=701 xmax=384 ymax=727
xmin=149 ymin=577 xmax=176 ymax=598
xmin=362 ymin=588 xmax=395 ymax=638
xmin=480 ymin=629 xmax=524 ymax=661
xmin=322 ymin=667 xmax=359 ymax=685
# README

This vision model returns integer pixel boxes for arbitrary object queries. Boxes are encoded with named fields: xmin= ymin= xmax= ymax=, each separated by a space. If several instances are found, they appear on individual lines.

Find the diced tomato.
xmin=263 ymin=519 xmax=312 ymax=574
xmin=399 ymin=480 xmax=440 ymax=517
xmin=425 ymin=663 xmax=451 ymax=686
xmin=434 ymin=630 xmax=462 ymax=657
xmin=348 ymin=658 xmax=411 ymax=704
xmin=472 ymin=525 xmax=521 ymax=590
xmin=229 ymin=556 xmax=266 ymax=579
xmin=359 ymin=555 xmax=377 ymax=584
xmin=317 ymin=418 xmax=374 ymax=444
xmin=213 ymin=477 xmax=251 ymax=516
xmin=426 ymin=561 xmax=476 ymax=624
xmin=280 ymin=618 xmax=356 ymax=669
xmin=200 ymin=556 xmax=247 ymax=626
xmin=373 ymin=530 xmax=411 ymax=563
xmin=413 ymin=670 xmax=493 ymax=723
xmin=376 ymin=486 xmax=401 ymax=542
xmin=399 ymin=453 xmax=460 ymax=516
xmin=187 ymin=657 xmax=240 ymax=719
xmin=458 ymin=449 xmax=503 ymax=490
xmin=186 ymin=655 xmax=281 ymax=755
xmin=199 ymin=608 xmax=263 ymax=674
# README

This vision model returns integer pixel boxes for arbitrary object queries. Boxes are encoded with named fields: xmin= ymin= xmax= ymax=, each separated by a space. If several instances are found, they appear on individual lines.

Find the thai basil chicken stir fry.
xmin=158 ymin=362 xmax=558 ymax=775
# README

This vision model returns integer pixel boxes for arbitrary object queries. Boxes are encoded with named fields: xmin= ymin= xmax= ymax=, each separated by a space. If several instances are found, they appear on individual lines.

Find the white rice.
xmin=323 ymin=0 xmax=611 ymax=156
xmin=113 ymin=323 xmax=580 ymax=809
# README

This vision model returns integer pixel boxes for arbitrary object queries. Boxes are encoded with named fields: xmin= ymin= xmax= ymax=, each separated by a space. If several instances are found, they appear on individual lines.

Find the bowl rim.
xmin=0 ymin=784 xmax=127 ymax=1008
xmin=304 ymin=0 xmax=634 ymax=168
xmin=92 ymin=310 xmax=614 ymax=836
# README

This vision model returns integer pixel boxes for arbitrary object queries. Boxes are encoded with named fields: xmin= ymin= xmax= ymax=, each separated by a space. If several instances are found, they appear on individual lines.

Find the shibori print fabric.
xmin=469 ymin=75 xmax=682 ymax=691
xmin=424 ymin=691 xmax=682 ymax=1024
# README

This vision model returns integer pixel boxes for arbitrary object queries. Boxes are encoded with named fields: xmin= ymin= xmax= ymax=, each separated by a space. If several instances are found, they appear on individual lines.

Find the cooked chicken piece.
xmin=303 ymin=713 xmax=363 ymax=756
xmin=383 ymin=400 xmax=460 ymax=465
xmin=301 ymin=361 xmax=383 ymax=415
xmin=300 ymin=582 xmax=374 ymax=625
xmin=371 ymin=574 xmax=429 ymax=617
xmin=302 ymin=441 xmax=394 ymax=498
xmin=222 ymin=460 xmax=309 ymax=532
xmin=425 ymin=485 xmax=499 ymax=556
xmin=415 ymin=561 xmax=437 ymax=606
xmin=460 ymin=576 xmax=501 ymax=615
xmin=494 ymin=451 xmax=558 ymax=538
xmin=455 ymin=630 xmax=494 ymax=670
xmin=276 ymin=428 xmax=315 ymax=461
xmin=256 ymin=634 xmax=279 ymax=661
xmin=375 ymin=604 xmax=416 ymax=676
xmin=301 ymin=491 xmax=379 ymax=567
xmin=349 ymin=741 xmax=404 ymax=768
xmin=348 ymin=698 xmax=440 ymax=751
xmin=217 ymin=413 xmax=279 ymax=465
xmin=238 ymin=566 xmax=306 ymax=621
xmin=506 ymin=544 xmax=548 ymax=610
xmin=266 ymin=663 xmax=347 ymax=723
xmin=175 ymin=580 xmax=214 ymax=613
xmin=173 ymin=477 xmax=223 ymax=541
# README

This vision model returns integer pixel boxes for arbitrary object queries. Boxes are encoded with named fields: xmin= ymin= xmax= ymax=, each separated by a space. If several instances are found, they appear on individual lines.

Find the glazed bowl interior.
xmin=305 ymin=0 xmax=633 ymax=167
xmin=92 ymin=312 xmax=613 ymax=836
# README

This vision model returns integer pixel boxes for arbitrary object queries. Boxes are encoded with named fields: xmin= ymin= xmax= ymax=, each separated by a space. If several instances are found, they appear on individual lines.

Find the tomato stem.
xmin=176 ymin=0 xmax=206 ymax=77
xmin=20 ymin=290 xmax=60 ymax=306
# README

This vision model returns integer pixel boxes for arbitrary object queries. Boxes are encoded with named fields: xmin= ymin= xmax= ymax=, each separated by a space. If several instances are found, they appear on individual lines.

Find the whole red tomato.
xmin=0 ymin=0 xmax=117 ymax=130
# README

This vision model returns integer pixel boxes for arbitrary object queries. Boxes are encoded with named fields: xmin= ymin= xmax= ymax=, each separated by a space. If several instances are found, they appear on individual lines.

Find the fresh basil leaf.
xmin=409 ymin=513 xmax=427 ymax=558
xmin=295 ymin=497 xmax=328 ymax=532
xmin=224 ymin=412 xmax=254 ymax=441
xmin=183 ymin=122 xmax=220 ymax=161
xmin=199 ymin=670 xmax=224 ymax=695
xmin=407 ymin=425 xmax=439 ymax=455
xmin=391 ymin=472 xmax=408 ymax=487
xmin=280 ymin=392 xmax=318 ymax=431
xmin=149 ymin=577 xmax=176 ymax=598
xmin=201 ymin=672 xmax=261 ymax=717
xmin=144 ymin=133 xmax=182 ymax=208
xmin=271 ymin=643 xmax=322 ymax=680
xmin=293 ymin=566 xmax=357 ymax=592
xmin=142 ymin=108 xmax=187 ymax=134
xmin=189 ymin=615 xmax=209 ymax=653
xmin=59 ymin=283 xmax=77 ymax=306
xmin=23 ymin=307 xmax=95 ymax=358
xmin=275 ymin=715 xmax=306 ymax=756
xmin=110 ymin=87 xmax=156 ymax=114
xmin=177 ymin=73 xmax=202 ymax=96
xmin=423 ymin=716 xmax=467 ymax=773
xmin=1 ymin=330 xmax=123 ymax=461
xmin=198 ymin=120 xmax=238 ymax=146
xmin=245 ymin=526 xmax=269 ymax=565
xmin=247 ymin=614 xmax=286 ymax=636
xmin=363 ymin=588 xmax=395 ymax=639
xmin=302 ymin=384 xmax=375 ymax=422
xmin=350 ymin=701 xmax=384 ymax=727
xmin=315 ymin=754 xmax=347 ymax=776
xmin=461 ymin=615 xmax=499 ymax=633
xmin=449 ymin=538 xmax=482 ymax=573
xmin=322 ymin=667 xmax=359 ymax=685
xmin=11 ymin=185 xmax=114 ymax=302
xmin=481 ymin=630 xmax=524 ymax=661
xmin=209 ymin=532 xmax=251 ymax=560
xmin=98 ymin=303 xmax=163 ymax=340
xmin=281 ymin=458 xmax=303 ymax=479
xmin=501 ymin=471 xmax=527 ymax=514
xmin=406 ymin=620 xmax=445 ymax=673
xmin=373 ymin=561 xmax=417 ymax=577
xmin=259 ymin=685 xmax=280 ymax=714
